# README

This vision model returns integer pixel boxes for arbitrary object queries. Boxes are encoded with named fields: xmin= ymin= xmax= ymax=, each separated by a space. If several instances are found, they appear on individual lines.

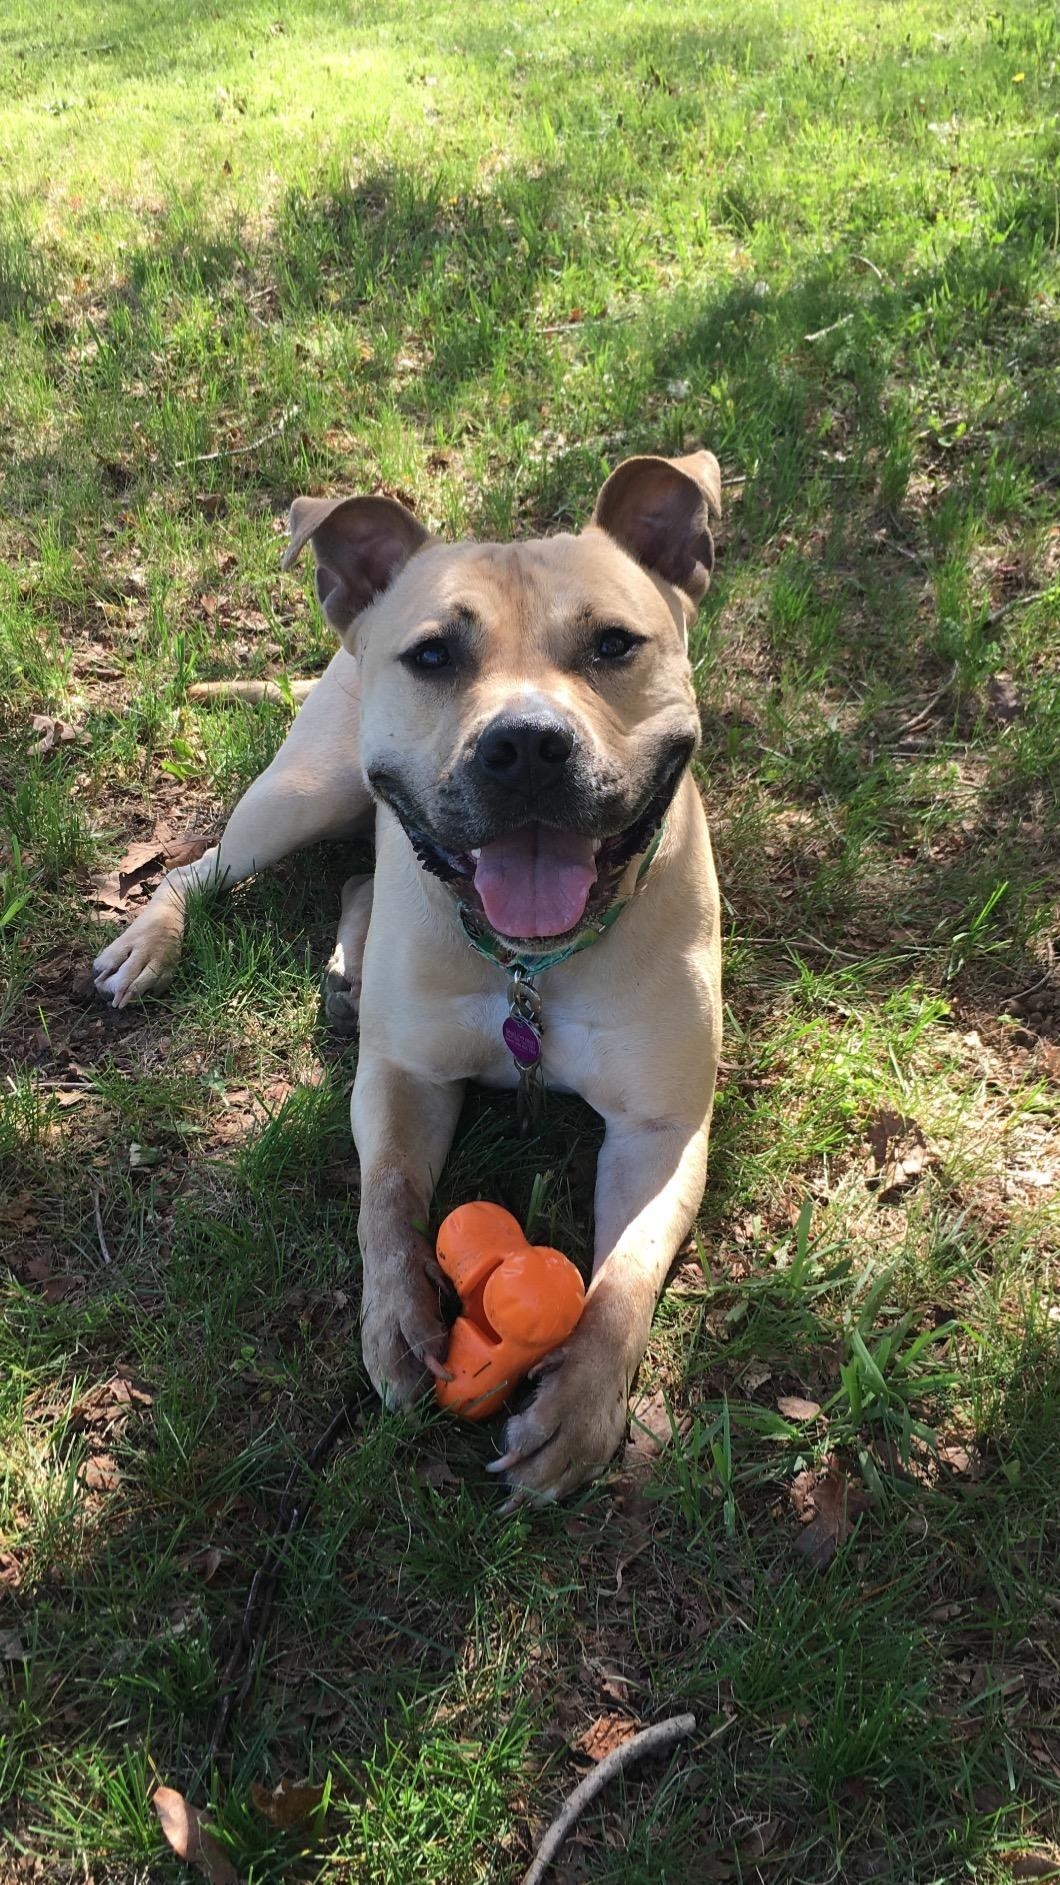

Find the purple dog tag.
xmin=502 ymin=1015 xmax=541 ymax=1065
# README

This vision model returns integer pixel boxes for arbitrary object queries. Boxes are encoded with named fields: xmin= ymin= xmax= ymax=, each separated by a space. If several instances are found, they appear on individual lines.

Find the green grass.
xmin=2 ymin=1 xmax=1059 ymax=1879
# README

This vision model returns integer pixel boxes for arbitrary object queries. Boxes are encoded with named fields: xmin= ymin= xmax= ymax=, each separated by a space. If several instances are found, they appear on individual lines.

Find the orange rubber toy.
xmin=434 ymin=1202 xmax=585 ymax=1420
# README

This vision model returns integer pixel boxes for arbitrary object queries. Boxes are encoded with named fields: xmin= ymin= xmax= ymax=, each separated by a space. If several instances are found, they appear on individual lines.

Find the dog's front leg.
xmin=352 ymin=1059 xmax=465 ymax=1408
xmin=493 ymin=1116 xmax=711 ymax=1503
xmin=93 ymin=650 xmax=368 ymax=1007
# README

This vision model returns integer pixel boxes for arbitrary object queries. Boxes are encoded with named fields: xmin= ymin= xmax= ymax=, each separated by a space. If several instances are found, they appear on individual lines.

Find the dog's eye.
xmin=405 ymin=638 xmax=452 ymax=673
xmin=593 ymin=627 xmax=640 ymax=663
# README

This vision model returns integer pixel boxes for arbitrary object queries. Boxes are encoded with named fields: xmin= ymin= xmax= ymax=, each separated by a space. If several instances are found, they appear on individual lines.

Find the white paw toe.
xmin=92 ymin=929 xmax=178 ymax=1007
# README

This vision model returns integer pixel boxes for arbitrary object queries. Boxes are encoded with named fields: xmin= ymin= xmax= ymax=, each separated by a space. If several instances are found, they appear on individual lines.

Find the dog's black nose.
xmin=474 ymin=713 xmax=575 ymax=797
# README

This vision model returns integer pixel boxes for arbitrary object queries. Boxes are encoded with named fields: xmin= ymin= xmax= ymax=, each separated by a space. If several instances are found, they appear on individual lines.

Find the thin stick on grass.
xmin=985 ymin=587 xmax=1054 ymax=629
xmin=1009 ymin=938 xmax=1057 ymax=1005
xmin=803 ymin=311 xmax=854 ymax=342
xmin=539 ymin=312 xmax=634 ymax=334
xmin=520 ymin=1713 xmax=696 ymax=1885
xmin=187 ymin=678 xmax=317 ymax=705
xmin=174 ymin=403 xmax=300 ymax=468
xmin=884 ymin=662 xmax=959 ymax=743
xmin=91 ymin=1186 xmax=111 ymax=1266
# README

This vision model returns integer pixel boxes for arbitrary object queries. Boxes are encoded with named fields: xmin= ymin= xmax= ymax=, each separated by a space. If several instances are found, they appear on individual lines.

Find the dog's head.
xmin=284 ymin=451 xmax=720 ymax=944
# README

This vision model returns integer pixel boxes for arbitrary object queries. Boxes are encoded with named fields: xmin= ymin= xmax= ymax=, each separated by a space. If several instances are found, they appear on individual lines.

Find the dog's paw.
xmin=92 ymin=916 xmax=182 ymax=1008
xmin=321 ymin=959 xmax=360 ymax=1035
xmin=489 ymin=1338 xmax=629 ymax=1506
xmin=360 ymin=1248 xmax=451 ymax=1410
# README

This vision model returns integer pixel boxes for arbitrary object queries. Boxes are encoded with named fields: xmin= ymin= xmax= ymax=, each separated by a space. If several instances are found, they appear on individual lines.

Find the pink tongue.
xmin=473 ymin=826 xmax=598 ymax=939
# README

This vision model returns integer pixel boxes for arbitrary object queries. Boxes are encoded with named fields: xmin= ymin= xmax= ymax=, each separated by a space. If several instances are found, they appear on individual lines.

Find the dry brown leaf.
xmin=116 ymin=846 xmax=166 ymax=898
xmin=574 ymin=1713 xmax=640 ymax=1762
xmin=80 ymin=1453 xmax=120 ymax=1492
xmin=621 ymin=1387 xmax=690 ymax=1479
xmin=0 ymin=1191 xmax=39 ymax=1232
xmin=96 ymin=832 xmax=212 ymax=907
xmin=17 ymin=1253 xmax=82 ymax=1302
xmin=164 ymin=834 xmax=213 ymax=871
xmin=863 ymin=1108 xmax=933 ymax=1203
xmin=416 ymin=1455 xmax=459 ymax=1489
xmin=90 ymin=880 xmax=132 ymax=913
xmin=629 ymin=1387 xmax=676 ymax=1450
xmin=46 ymin=1272 xmax=81 ymax=1301
xmin=1038 ymin=1042 xmax=1060 ymax=1083
xmin=739 ymin=1818 xmax=782 ymax=1862
xmin=250 ymin=1778 xmax=327 ymax=1828
xmin=301 ymin=1691 xmax=344 ymax=1725
xmin=1008 ymin=1853 xmax=1060 ymax=1881
xmin=153 ymin=1786 xmax=239 ymax=1884
xmin=790 ymin=1456 xmax=870 ymax=1571
xmin=777 ymin=1395 xmax=822 ymax=1422
xmin=29 ymin=713 xmax=82 ymax=757
xmin=111 ymin=838 xmax=166 ymax=888
xmin=985 ymin=673 xmax=1022 ymax=723
xmin=70 ymin=1374 xmax=152 ymax=1436
xmin=937 ymin=1442 xmax=978 ymax=1476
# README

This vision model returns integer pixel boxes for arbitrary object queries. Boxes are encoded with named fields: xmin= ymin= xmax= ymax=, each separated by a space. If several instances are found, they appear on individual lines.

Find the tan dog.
xmin=93 ymin=451 xmax=723 ymax=1503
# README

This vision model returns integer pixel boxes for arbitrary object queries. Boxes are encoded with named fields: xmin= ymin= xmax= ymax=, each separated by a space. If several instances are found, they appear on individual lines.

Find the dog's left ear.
xmin=282 ymin=493 xmax=431 ymax=634
xmin=592 ymin=449 xmax=722 ymax=607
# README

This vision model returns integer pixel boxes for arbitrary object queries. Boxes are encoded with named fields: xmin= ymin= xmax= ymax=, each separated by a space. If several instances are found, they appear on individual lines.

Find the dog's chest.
xmin=452 ymin=987 xmax=598 ymax=1098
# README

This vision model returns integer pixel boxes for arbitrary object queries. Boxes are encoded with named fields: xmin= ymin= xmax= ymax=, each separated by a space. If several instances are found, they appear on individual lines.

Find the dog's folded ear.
xmin=592 ymin=450 xmax=722 ymax=607
xmin=282 ymin=494 xmax=431 ymax=634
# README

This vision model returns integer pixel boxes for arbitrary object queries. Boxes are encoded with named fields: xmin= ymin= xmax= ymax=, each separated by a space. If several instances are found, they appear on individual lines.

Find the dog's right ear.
xmin=282 ymin=494 xmax=431 ymax=634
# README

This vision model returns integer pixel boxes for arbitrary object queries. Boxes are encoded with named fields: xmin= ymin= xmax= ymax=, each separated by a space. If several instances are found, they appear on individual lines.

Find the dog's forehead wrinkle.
xmin=405 ymin=538 xmax=679 ymax=658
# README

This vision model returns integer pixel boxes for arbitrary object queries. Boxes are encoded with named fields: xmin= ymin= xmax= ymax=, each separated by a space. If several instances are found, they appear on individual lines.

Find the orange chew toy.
xmin=434 ymin=1202 xmax=585 ymax=1420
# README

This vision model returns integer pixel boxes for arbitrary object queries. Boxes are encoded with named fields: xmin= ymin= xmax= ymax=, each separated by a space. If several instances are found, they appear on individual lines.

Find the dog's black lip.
xmin=371 ymin=742 xmax=691 ymax=865
xmin=382 ymin=748 xmax=690 ymax=940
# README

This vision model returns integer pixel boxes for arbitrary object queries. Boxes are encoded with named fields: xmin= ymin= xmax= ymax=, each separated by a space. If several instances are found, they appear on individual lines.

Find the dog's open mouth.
xmin=403 ymin=782 xmax=677 ymax=945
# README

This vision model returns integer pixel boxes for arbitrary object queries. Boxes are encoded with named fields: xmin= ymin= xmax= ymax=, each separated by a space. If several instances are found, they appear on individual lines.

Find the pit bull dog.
xmin=93 ymin=450 xmax=723 ymax=1503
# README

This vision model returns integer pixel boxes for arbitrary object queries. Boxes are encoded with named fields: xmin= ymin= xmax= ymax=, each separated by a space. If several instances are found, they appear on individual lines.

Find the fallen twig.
xmin=539 ymin=312 xmax=633 ymax=335
xmin=520 ymin=1713 xmax=696 ymax=1885
xmin=1009 ymin=938 xmax=1057 ymax=1005
xmin=852 ymin=252 xmax=886 ymax=283
xmin=883 ymin=662 xmax=959 ymax=743
xmin=985 ymin=587 xmax=1054 ymax=630
xmin=91 ymin=1185 xmax=111 ymax=1266
xmin=175 ymin=404 xmax=300 ymax=469
xmin=804 ymin=312 xmax=854 ymax=343
xmin=187 ymin=678 xmax=317 ymax=705
xmin=885 ymin=539 xmax=931 ymax=568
